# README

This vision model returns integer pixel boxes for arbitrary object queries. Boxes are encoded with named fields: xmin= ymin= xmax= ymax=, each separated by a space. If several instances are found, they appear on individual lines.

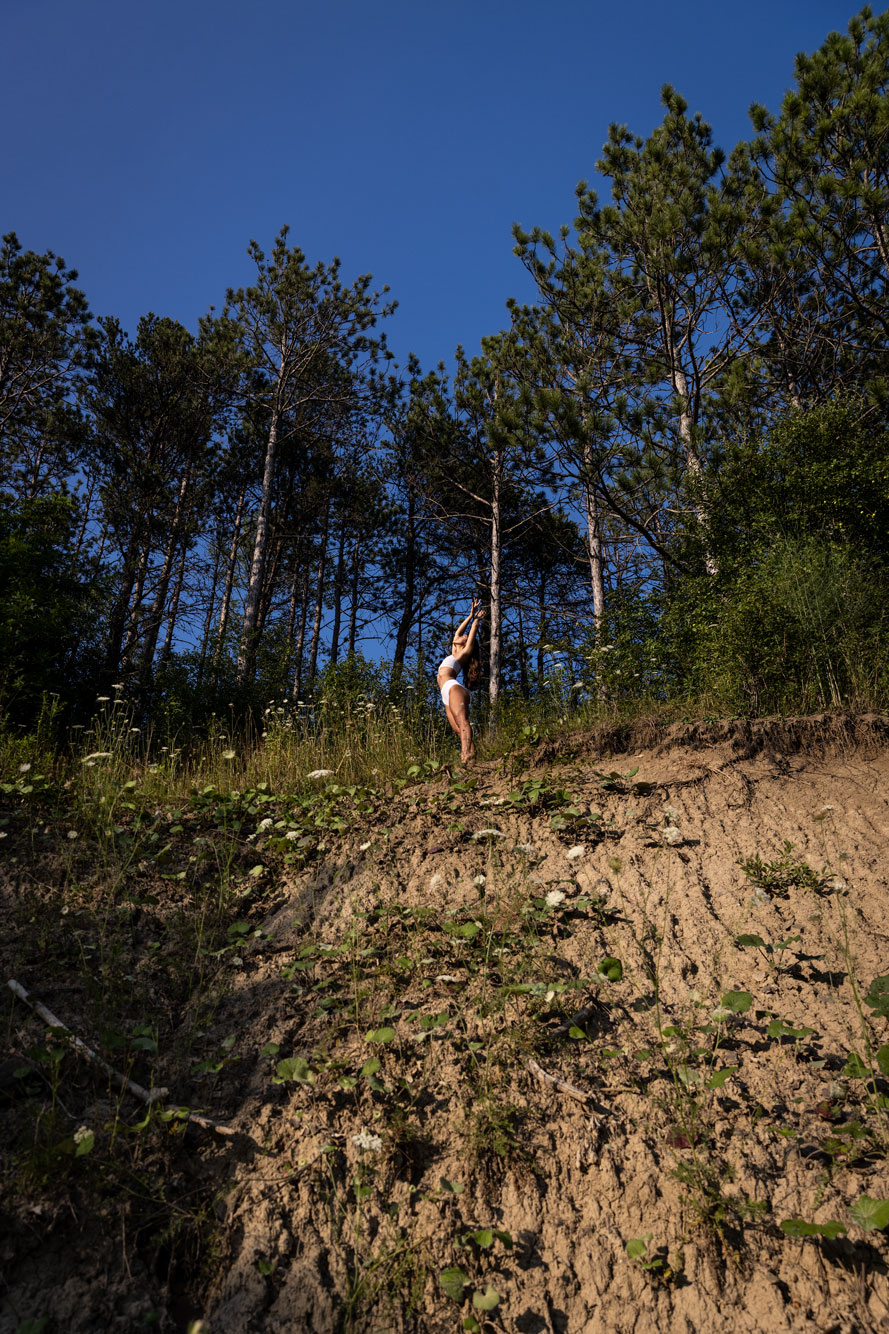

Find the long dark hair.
xmin=465 ymin=635 xmax=482 ymax=690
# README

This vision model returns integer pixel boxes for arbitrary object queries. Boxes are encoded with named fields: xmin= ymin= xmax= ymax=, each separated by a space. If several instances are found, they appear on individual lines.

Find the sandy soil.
xmin=4 ymin=717 xmax=889 ymax=1332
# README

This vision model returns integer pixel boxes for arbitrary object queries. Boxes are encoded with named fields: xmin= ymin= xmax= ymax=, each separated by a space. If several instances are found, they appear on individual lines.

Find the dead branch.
xmin=7 ymin=978 xmax=235 ymax=1137
xmin=527 ymin=1057 xmax=589 ymax=1103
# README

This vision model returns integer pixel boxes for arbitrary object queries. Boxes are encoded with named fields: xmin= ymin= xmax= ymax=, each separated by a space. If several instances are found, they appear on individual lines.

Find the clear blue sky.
xmin=5 ymin=0 xmax=863 ymax=375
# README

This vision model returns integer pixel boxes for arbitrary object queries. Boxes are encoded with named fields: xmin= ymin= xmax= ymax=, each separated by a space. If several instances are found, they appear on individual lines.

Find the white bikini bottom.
xmin=441 ymin=678 xmax=468 ymax=708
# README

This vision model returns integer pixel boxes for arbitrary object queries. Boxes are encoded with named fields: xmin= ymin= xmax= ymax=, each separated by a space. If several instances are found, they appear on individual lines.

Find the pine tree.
xmin=0 ymin=232 xmax=94 ymax=501
xmin=224 ymin=228 xmax=393 ymax=686
xmin=748 ymin=5 xmax=889 ymax=403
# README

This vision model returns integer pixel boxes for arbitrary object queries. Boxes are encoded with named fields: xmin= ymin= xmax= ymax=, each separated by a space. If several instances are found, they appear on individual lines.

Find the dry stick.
xmin=8 ymin=979 xmax=167 ymax=1103
xmin=7 ymin=979 xmax=235 ymax=1137
xmin=527 ymin=1057 xmax=590 ymax=1103
xmin=531 ymin=998 xmax=620 ymax=1106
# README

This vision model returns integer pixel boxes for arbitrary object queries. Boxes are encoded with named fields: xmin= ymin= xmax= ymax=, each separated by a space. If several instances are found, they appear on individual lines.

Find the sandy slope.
xmin=5 ymin=718 xmax=889 ymax=1332
xmin=201 ymin=720 xmax=889 ymax=1333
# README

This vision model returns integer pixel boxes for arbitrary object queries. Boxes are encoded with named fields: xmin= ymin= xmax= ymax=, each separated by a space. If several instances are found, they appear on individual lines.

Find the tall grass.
xmin=0 ymin=686 xmax=454 ymax=805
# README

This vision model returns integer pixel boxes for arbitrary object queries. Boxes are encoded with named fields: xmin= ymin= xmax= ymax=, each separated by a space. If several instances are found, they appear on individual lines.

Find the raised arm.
xmin=453 ymin=606 xmax=475 ymax=640
xmin=456 ymin=601 xmax=485 ymax=658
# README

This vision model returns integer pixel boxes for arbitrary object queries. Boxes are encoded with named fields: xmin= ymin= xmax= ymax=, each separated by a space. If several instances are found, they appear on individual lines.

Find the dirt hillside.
xmin=5 ymin=717 xmax=889 ymax=1332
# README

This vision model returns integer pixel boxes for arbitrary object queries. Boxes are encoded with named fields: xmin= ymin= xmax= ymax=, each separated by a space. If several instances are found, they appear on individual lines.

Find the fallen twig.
xmin=161 ymin=1106 xmax=237 ymax=1136
xmin=8 ymin=978 xmax=167 ymax=1104
xmin=7 ymin=979 xmax=235 ymax=1137
xmin=527 ymin=1057 xmax=589 ymax=1103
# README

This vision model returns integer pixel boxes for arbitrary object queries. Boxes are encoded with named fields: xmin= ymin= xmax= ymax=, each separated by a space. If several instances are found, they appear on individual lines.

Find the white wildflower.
xmin=73 ymin=1124 xmax=91 ymax=1144
xmin=67 ymin=830 xmax=78 ymax=840
xmin=472 ymin=828 xmax=505 ymax=841
xmin=222 ymin=750 xmax=236 ymax=760
xmin=663 ymin=806 xmax=681 ymax=825
xmin=96 ymin=696 xmax=110 ymax=703
xmin=359 ymin=840 xmax=372 ymax=852
xmin=662 ymin=825 xmax=682 ymax=846
xmin=257 ymin=818 xmax=274 ymax=832
xmin=111 ymin=683 xmax=124 ymax=690
xmin=0 ymin=832 xmax=6 ymax=840
xmin=285 ymin=830 xmax=300 ymax=841
xmin=545 ymin=889 xmax=566 ymax=908
xmin=473 ymin=874 xmax=486 ymax=888
xmin=436 ymin=974 xmax=461 ymax=984
xmin=307 ymin=769 xmax=334 ymax=780
xmin=565 ymin=845 xmax=585 ymax=861
xmin=18 ymin=763 xmax=31 ymax=774
xmin=352 ymin=1129 xmax=383 ymax=1153
xmin=831 ymin=877 xmax=847 ymax=891
xmin=711 ymin=1006 xmax=732 ymax=1023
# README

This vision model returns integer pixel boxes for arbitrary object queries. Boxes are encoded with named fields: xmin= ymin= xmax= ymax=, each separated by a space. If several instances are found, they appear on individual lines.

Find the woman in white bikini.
xmin=437 ymin=598 xmax=485 ymax=763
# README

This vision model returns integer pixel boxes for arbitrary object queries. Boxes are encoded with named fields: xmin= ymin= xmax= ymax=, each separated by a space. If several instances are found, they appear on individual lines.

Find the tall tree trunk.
xmin=91 ymin=519 xmax=110 ymax=581
xmin=670 ymin=356 xmax=716 ymax=573
xmin=121 ymin=541 xmax=150 ymax=668
xmin=516 ymin=598 xmax=529 ymax=699
xmin=196 ymin=539 xmax=222 ymax=688
xmin=256 ymin=534 xmax=283 ymax=641
xmin=393 ymin=489 xmax=416 ymax=668
xmin=285 ymin=551 xmax=302 ymax=643
xmin=155 ymin=539 xmax=188 ymax=677
xmin=347 ymin=532 xmax=361 ymax=658
xmin=306 ymin=503 xmax=330 ymax=692
xmin=488 ymin=451 xmax=503 ymax=708
xmin=102 ymin=527 xmax=142 ymax=677
xmin=290 ymin=565 xmax=311 ymax=701
xmin=213 ymin=482 xmax=246 ymax=679
xmin=238 ymin=403 xmax=280 ymax=684
xmin=537 ymin=573 xmax=547 ymax=693
xmin=582 ymin=438 xmax=606 ymax=635
xmin=139 ymin=469 xmax=191 ymax=679
xmin=25 ymin=436 xmax=46 ymax=500
xmin=72 ymin=476 xmax=96 ymax=566
xmin=670 ymin=363 xmax=699 ymax=475
xmin=328 ymin=522 xmax=346 ymax=667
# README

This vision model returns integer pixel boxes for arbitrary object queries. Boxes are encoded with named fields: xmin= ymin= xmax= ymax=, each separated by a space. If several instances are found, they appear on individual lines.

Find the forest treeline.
xmin=3 ymin=6 xmax=889 ymax=731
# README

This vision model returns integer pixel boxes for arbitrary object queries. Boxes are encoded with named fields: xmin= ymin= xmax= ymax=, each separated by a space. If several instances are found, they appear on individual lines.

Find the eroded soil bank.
xmin=4 ymin=717 xmax=889 ymax=1332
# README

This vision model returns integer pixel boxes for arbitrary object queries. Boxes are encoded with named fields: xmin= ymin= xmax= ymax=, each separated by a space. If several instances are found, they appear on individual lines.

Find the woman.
xmin=437 ymin=598 xmax=484 ymax=763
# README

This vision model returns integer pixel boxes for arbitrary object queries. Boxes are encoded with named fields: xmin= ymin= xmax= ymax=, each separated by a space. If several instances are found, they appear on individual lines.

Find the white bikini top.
xmin=440 ymin=654 xmax=459 ymax=672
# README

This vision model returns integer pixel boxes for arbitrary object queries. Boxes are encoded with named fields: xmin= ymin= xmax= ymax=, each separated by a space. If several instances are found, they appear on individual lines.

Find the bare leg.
xmin=444 ymin=704 xmax=461 ymax=741
xmin=446 ymin=687 xmax=474 ymax=763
